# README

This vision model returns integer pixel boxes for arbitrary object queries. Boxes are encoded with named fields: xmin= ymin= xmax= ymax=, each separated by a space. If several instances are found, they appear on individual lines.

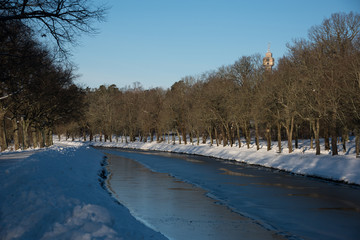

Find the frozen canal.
xmin=100 ymin=148 xmax=360 ymax=240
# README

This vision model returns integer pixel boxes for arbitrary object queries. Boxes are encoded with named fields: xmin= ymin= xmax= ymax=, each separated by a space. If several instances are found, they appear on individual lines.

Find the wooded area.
xmin=1 ymin=8 xmax=359 ymax=157
xmin=0 ymin=0 xmax=105 ymax=150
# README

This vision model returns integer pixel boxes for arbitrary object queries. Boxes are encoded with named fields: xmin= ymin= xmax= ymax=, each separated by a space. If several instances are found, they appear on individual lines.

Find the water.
xmin=100 ymin=148 xmax=360 ymax=240
xmin=105 ymin=153 xmax=283 ymax=240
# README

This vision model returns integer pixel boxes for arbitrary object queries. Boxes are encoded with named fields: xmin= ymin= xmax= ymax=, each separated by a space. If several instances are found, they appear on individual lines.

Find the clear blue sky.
xmin=72 ymin=0 xmax=359 ymax=90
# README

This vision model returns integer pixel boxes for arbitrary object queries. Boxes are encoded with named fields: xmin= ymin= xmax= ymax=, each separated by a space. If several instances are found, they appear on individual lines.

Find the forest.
xmin=1 ymin=9 xmax=360 ymax=157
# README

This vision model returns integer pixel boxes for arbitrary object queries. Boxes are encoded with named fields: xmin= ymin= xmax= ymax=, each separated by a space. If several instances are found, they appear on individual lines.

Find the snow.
xmin=0 ymin=136 xmax=359 ymax=239
xmin=0 ymin=142 xmax=166 ymax=240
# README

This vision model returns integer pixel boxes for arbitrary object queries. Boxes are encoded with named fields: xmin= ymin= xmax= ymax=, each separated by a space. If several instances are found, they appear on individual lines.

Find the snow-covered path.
xmin=0 ymin=143 xmax=166 ymax=240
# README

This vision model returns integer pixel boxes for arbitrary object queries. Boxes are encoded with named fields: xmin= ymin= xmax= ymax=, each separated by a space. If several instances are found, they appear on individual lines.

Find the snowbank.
xmin=92 ymin=138 xmax=360 ymax=185
xmin=0 ymin=141 xmax=166 ymax=240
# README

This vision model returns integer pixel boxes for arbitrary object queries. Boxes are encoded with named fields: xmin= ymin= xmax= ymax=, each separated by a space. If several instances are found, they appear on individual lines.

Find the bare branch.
xmin=0 ymin=0 xmax=108 ymax=57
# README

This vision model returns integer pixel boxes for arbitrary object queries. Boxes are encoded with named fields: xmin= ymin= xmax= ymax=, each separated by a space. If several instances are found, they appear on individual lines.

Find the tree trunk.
xmin=20 ymin=117 xmax=30 ymax=149
xmin=254 ymin=119 xmax=260 ymax=151
xmin=331 ymin=135 xmax=338 ymax=155
xmin=149 ymin=131 xmax=153 ymax=142
xmin=221 ymin=127 xmax=227 ymax=147
xmin=31 ymin=126 xmax=38 ymax=148
xmin=310 ymin=120 xmax=314 ymax=150
xmin=143 ymin=133 xmax=147 ymax=142
xmin=294 ymin=124 xmax=298 ymax=149
xmin=40 ymin=128 xmax=45 ymax=148
xmin=284 ymin=116 xmax=294 ymax=153
xmin=0 ymin=113 xmax=7 ymax=151
xmin=182 ymin=129 xmax=187 ymax=145
xmin=243 ymin=121 xmax=250 ymax=149
xmin=342 ymin=128 xmax=348 ymax=153
xmin=35 ymin=129 xmax=40 ymax=148
xmin=45 ymin=128 xmax=53 ymax=146
xmin=324 ymin=127 xmax=330 ymax=151
xmin=246 ymin=127 xmax=250 ymax=149
xmin=149 ymin=130 xmax=154 ymax=142
xmin=342 ymin=135 xmax=346 ymax=153
xmin=330 ymin=113 xmax=338 ymax=156
xmin=12 ymin=118 xmax=20 ymax=150
xmin=177 ymin=129 xmax=181 ymax=144
xmin=236 ymin=123 xmax=241 ymax=148
xmin=129 ymin=132 xmax=134 ymax=142
xmin=266 ymin=126 xmax=271 ymax=151
xmin=229 ymin=125 xmax=233 ymax=147
xmin=214 ymin=127 xmax=219 ymax=147
xmin=311 ymin=119 xmax=321 ymax=155
xmin=277 ymin=121 xmax=282 ymax=153
xmin=90 ymin=131 xmax=93 ymax=141
xmin=156 ymin=131 xmax=160 ymax=142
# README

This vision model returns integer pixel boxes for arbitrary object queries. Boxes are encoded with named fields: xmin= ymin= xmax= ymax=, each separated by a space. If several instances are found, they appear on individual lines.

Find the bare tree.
xmin=307 ymin=12 xmax=360 ymax=155
xmin=231 ymin=54 xmax=264 ymax=149
xmin=0 ymin=0 xmax=107 ymax=56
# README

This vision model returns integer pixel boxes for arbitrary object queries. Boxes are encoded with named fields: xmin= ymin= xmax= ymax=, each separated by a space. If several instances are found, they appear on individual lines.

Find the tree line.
xmin=1 ymin=8 xmax=359 ymax=157
xmin=60 ymin=12 xmax=360 ymax=157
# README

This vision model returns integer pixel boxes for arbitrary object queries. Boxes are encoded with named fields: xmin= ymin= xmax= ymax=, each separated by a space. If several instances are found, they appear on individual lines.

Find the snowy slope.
xmin=0 ymin=142 xmax=166 ymax=240
xmin=93 ymin=137 xmax=360 ymax=185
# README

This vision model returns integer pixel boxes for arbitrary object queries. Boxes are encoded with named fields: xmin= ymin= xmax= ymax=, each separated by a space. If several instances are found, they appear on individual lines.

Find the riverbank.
xmin=0 ymin=141 xmax=167 ymax=240
xmin=1 ymin=139 xmax=359 ymax=239
xmin=92 ymin=137 xmax=360 ymax=185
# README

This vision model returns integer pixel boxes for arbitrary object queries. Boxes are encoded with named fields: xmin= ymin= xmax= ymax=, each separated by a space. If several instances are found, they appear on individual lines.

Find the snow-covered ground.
xmin=93 ymin=137 xmax=360 ymax=185
xmin=0 ymin=141 xmax=166 ymax=240
xmin=1 ymin=136 xmax=359 ymax=240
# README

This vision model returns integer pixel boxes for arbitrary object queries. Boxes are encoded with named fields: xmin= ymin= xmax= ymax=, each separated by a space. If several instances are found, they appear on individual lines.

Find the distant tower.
xmin=263 ymin=43 xmax=274 ymax=71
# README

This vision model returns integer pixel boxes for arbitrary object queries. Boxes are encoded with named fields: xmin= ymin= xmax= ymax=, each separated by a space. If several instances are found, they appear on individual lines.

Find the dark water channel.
xmin=100 ymin=148 xmax=360 ymax=240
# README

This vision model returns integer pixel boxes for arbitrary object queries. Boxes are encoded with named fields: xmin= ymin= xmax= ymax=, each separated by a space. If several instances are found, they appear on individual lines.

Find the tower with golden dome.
xmin=263 ymin=44 xmax=274 ymax=71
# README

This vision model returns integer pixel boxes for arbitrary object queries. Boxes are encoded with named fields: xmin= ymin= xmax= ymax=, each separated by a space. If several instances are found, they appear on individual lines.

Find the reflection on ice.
xmin=219 ymin=167 xmax=257 ymax=177
xmin=105 ymin=154 xmax=284 ymax=240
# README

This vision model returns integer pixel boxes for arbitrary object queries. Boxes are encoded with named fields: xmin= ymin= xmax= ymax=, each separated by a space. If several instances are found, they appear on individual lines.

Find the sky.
xmin=72 ymin=0 xmax=359 ymax=90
